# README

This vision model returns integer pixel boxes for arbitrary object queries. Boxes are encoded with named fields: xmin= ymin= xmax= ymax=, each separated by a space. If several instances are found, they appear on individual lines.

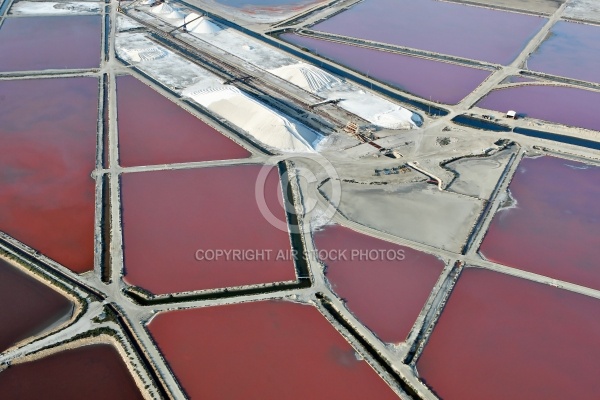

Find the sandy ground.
xmin=446 ymin=148 xmax=515 ymax=199
xmin=8 ymin=1 xmax=101 ymax=15
xmin=320 ymin=180 xmax=483 ymax=252
xmin=442 ymin=0 xmax=564 ymax=14
xmin=564 ymin=0 xmax=600 ymax=22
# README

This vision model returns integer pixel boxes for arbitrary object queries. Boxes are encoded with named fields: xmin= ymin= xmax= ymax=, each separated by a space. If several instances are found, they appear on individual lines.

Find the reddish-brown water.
xmin=281 ymin=33 xmax=491 ymax=104
xmin=313 ymin=225 xmax=444 ymax=343
xmin=417 ymin=268 xmax=600 ymax=400
xmin=0 ymin=343 xmax=144 ymax=399
xmin=480 ymin=156 xmax=600 ymax=290
xmin=122 ymin=165 xmax=296 ymax=294
xmin=312 ymin=0 xmax=546 ymax=64
xmin=476 ymin=85 xmax=600 ymax=131
xmin=528 ymin=21 xmax=600 ymax=84
xmin=0 ymin=16 xmax=101 ymax=71
xmin=116 ymin=75 xmax=250 ymax=167
xmin=148 ymin=301 xmax=398 ymax=399
xmin=0 ymin=78 xmax=97 ymax=273
xmin=0 ymin=259 xmax=72 ymax=352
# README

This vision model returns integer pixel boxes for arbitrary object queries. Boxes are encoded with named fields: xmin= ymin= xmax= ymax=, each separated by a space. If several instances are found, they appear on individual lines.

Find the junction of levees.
xmin=0 ymin=0 xmax=599 ymax=398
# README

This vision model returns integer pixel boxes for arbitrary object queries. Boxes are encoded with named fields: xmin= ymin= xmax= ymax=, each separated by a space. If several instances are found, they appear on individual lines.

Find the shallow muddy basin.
xmin=0 ymin=259 xmax=72 ymax=352
xmin=480 ymin=156 xmax=600 ymax=290
xmin=311 ymin=0 xmax=546 ymax=64
xmin=0 ymin=343 xmax=144 ymax=399
xmin=527 ymin=21 xmax=600 ymax=84
xmin=476 ymin=85 xmax=600 ymax=132
xmin=117 ymin=75 xmax=250 ymax=167
xmin=417 ymin=268 xmax=600 ymax=400
xmin=0 ymin=77 xmax=98 ymax=273
xmin=313 ymin=225 xmax=444 ymax=343
xmin=148 ymin=301 xmax=399 ymax=399
xmin=0 ymin=15 xmax=101 ymax=71
xmin=121 ymin=165 xmax=297 ymax=294
xmin=281 ymin=33 xmax=491 ymax=104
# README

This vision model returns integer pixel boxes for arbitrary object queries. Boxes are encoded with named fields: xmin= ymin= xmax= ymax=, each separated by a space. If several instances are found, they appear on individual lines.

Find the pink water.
xmin=281 ymin=33 xmax=491 ymax=104
xmin=0 ymin=344 xmax=144 ymax=399
xmin=0 ymin=259 xmax=72 ymax=352
xmin=116 ymin=75 xmax=250 ymax=167
xmin=313 ymin=225 xmax=444 ymax=343
xmin=0 ymin=78 xmax=98 ymax=273
xmin=528 ymin=21 xmax=600 ymax=83
xmin=477 ymin=85 xmax=600 ymax=131
xmin=0 ymin=16 xmax=101 ymax=71
xmin=480 ymin=156 xmax=600 ymax=290
xmin=148 ymin=301 xmax=398 ymax=399
xmin=121 ymin=165 xmax=297 ymax=294
xmin=312 ymin=0 xmax=546 ymax=64
xmin=417 ymin=268 xmax=600 ymax=400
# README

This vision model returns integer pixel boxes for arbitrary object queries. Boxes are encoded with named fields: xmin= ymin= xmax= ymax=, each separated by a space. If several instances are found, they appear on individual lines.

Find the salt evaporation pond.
xmin=117 ymin=75 xmax=250 ymax=167
xmin=0 ymin=344 xmax=144 ymax=399
xmin=313 ymin=225 xmax=444 ymax=343
xmin=148 ymin=301 xmax=398 ymax=399
xmin=311 ymin=0 xmax=546 ymax=64
xmin=122 ymin=165 xmax=297 ymax=294
xmin=0 ymin=259 xmax=72 ymax=352
xmin=527 ymin=21 xmax=600 ymax=84
xmin=417 ymin=268 xmax=600 ymax=400
xmin=281 ymin=34 xmax=491 ymax=104
xmin=480 ymin=156 xmax=600 ymax=290
xmin=0 ymin=16 xmax=101 ymax=71
xmin=477 ymin=85 xmax=600 ymax=132
xmin=0 ymin=78 xmax=97 ymax=273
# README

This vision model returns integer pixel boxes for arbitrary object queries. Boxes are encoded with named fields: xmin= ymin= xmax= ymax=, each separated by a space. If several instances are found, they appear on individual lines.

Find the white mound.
xmin=166 ymin=10 xmax=185 ymax=20
xmin=270 ymin=63 xmax=343 ymax=93
xmin=150 ymin=3 xmax=174 ymax=15
xmin=183 ymin=85 xmax=319 ymax=152
xmin=186 ymin=16 xmax=222 ymax=34
xmin=183 ymin=12 xmax=202 ymax=26
xmin=271 ymin=62 xmax=419 ymax=130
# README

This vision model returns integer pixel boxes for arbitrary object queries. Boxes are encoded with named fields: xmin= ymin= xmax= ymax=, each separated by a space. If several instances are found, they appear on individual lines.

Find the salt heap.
xmin=184 ymin=13 xmax=222 ymax=34
xmin=166 ymin=9 xmax=185 ymax=20
xmin=183 ymin=85 xmax=320 ymax=152
xmin=271 ymin=63 xmax=344 ymax=93
xmin=271 ymin=62 xmax=420 ymax=129
xmin=150 ymin=2 xmax=174 ymax=15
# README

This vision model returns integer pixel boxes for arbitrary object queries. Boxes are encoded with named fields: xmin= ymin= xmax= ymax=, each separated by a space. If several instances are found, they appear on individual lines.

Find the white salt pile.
xmin=270 ymin=63 xmax=420 ymax=129
xmin=183 ymin=85 xmax=320 ymax=152
xmin=150 ymin=2 xmax=174 ymax=15
xmin=190 ymin=18 xmax=222 ymax=34
xmin=184 ymin=13 xmax=222 ymax=34
xmin=271 ymin=63 xmax=344 ymax=93
xmin=166 ymin=9 xmax=185 ymax=20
